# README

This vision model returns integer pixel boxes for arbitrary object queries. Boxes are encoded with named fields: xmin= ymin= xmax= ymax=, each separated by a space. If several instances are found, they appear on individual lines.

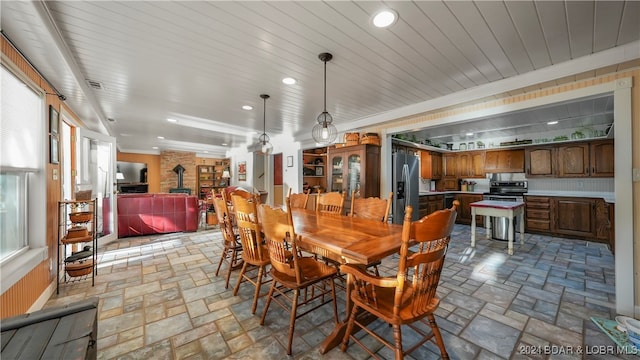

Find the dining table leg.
xmin=319 ymin=272 xmax=353 ymax=354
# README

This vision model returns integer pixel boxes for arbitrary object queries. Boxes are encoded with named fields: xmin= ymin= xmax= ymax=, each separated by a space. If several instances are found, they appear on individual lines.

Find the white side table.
xmin=470 ymin=200 xmax=525 ymax=255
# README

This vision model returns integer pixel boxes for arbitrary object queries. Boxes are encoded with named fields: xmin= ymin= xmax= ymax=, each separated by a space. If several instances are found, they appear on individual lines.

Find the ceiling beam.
xmin=33 ymin=0 xmax=110 ymax=135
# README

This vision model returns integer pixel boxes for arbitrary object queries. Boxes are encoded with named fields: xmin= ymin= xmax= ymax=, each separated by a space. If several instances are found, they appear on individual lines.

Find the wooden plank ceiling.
xmin=1 ymin=1 xmax=638 ymax=155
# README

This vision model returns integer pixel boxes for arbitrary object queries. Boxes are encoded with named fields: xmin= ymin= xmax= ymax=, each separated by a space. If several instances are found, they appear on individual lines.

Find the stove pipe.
xmin=173 ymin=164 xmax=185 ymax=188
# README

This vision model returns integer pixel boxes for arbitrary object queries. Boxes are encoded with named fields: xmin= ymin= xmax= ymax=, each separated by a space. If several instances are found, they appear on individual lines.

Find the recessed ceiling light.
xmin=547 ymin=121 xmax=559 ymax=125
xmin=372 ymin=9 xmax=398 ymax=28
xmin=222 ymin=143 xmax=228 ymax=146
xmin=282 ymin=77 xmax=296 ymax=85
xmin=157 ymin=136 xmax=165 ymax=139
xmin=152 ymin=146 xmax=158 ymax=150
xmin=167 ymin=118 xmax=177 ymax=123
xmin=242 ymin=105 xmax=253 ymax=110
xmin=466 ymin=132 xmax=474 ymax=136
xmin=203 ymin=150 xmax=208 ymax=153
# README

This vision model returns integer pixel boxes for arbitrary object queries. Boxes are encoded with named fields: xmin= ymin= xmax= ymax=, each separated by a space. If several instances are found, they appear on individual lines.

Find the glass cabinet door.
xmin=331 ymin=155 xmax=343 ymax=192
xmin=347 ymin=154 xmax=361 ymax=197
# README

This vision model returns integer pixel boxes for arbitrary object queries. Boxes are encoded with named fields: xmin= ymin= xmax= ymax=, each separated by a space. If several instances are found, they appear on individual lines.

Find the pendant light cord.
xmin=323 ymin=60 xmax=327 ymax=114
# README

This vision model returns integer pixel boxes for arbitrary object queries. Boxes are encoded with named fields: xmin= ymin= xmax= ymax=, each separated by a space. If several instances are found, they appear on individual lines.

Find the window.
xmin=0 ymin=172 xmax=27 ymax=261
xmin=0 ymin=64 xmax=47 ymax=292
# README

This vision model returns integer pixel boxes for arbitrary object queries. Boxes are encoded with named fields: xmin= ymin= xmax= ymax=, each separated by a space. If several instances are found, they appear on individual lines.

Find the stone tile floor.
xmin=47 ymin=224 xmax=634 ymax=359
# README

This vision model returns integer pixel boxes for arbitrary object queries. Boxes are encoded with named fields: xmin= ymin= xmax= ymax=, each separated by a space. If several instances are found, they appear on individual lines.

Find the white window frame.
xmin=0 ymin=62 xmax=48 ymax=294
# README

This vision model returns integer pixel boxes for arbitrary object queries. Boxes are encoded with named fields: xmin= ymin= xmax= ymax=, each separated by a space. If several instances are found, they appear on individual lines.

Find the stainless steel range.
xmin=482 ymin=175 xmax=527 ymax=240
xmin=483 ymin=180 xmax=528 ymax=202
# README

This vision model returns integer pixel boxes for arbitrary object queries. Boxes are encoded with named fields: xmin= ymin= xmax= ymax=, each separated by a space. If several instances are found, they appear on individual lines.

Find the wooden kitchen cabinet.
xmin=455 ymin=193 xmax=483 ymax=226
xmin=449 ymin=151 xmax=485 ymax=179
xmin=557 ymin=143 xmax=589 ymax=177
xmin=419 ymin=194 xmax=444 ymax=218
xmin=531 ymin=139 xmax=613 ymax=178
xmin=589 ymin=140 xmax=614 ymax=177
xmin=524 ymin=196 xmax=551 ymax=231
xmin=443 ymin=153 xmax=456 ymax=178
xmin=525 ymin=146 xmax=556 ymax=177
xmin=608 ymin=203 xmax=615 ymax=254
xmin=484 ymin=149 xmax=524 ymax=173
xmin=442 ymin=153 xmax=458 ymax=190
xmin=594 ymin=199 xmax=611 ymax=243
xmin=327 ymin=144 xmax=380 ymax=211
xmin=420 ymin=151 xmax=442 ymax=179
xmin=551 ymin=197 xmax=595 ymax=238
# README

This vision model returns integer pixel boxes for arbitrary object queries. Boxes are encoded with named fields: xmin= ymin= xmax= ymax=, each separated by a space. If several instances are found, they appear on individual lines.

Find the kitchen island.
xmin=470 ymin=200 xmax=525 ymax=255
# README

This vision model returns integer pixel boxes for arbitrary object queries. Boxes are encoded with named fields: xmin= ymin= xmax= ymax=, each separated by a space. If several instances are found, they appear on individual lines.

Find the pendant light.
xmin=258 ymin=94 xmax=273 ymax=154
xmin=312 ymin=52 xmax=338 ymax=144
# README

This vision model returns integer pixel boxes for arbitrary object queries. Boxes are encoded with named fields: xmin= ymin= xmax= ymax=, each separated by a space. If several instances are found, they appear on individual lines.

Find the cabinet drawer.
xmin=526 ymin=209 xmax=550 ymax=220
xmin=526 ymin=202 xmax=550 ymax=209
xmin=527 ymin=219 xmax=551 ymax=231
xmin=419 ymin=196 xmax=429 ymax=206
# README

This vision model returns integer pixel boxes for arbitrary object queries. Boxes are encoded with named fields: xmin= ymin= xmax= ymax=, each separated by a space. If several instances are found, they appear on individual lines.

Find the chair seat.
xmin=351 ymin=284 xmax=440 ymax=324
xmin=270 ymin=257 xmax=337 ymax=288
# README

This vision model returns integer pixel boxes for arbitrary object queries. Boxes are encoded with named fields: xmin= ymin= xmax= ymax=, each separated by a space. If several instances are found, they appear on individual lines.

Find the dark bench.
xmin=1 ymin=297 xmax=98 ymax=359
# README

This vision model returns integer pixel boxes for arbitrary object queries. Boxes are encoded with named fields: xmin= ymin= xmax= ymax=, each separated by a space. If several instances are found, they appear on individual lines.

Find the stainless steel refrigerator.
xmin=392 ymin=152 xmax=419 ymax=224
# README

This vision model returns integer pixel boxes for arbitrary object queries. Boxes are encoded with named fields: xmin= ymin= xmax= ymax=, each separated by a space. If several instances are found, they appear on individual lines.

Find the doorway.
xmin=273 ymin=153 xmax=283 ymax=207
xmin=76 ymin=128 xmax=117 ymax=246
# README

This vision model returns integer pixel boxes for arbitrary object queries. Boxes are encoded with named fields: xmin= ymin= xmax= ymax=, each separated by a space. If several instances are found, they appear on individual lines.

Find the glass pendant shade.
xmin=312 ymin=122 xmax=337 ymax=143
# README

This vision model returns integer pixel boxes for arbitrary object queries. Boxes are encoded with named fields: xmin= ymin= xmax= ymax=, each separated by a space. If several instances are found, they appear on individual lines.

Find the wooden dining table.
xmin=290 ymin=208 xmax=404 ymax=354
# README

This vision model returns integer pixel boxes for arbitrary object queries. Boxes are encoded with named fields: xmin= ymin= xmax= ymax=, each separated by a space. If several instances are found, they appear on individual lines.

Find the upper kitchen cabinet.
xmin=442 ymin=153 xmax=458 ymax=190
xmin=557 ymin=139 xmax=613 ymax=178
xmin=589 ymin=140 xmax=614 ymax=177
xmin=525 ymin=146 xmax=557 ymax=177
xmin=327 ymin=144 xmax=380 ymax=200
xmin=484 ymin=149 xmax=525 ymax=173
xmin=457 ymin=151 xmax=485 ymax=178
xmin=557 ymin=143 xmax=589 ymax=177
xmin=420 ymin=151 xmax=442 ymax=179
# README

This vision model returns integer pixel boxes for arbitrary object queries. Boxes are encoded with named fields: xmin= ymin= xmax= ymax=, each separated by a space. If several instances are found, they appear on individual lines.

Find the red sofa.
xmin=117 ymin=193 xmax=199 ymax=238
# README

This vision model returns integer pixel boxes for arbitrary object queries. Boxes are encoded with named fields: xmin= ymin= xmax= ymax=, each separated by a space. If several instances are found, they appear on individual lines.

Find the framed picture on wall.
xmin=49 ymin=105 xmax=59 ymax=135
xmin=50 ymin=135 xmax=59 ymax=164
xmin=238 ymin=161 xmax=247 ymax=181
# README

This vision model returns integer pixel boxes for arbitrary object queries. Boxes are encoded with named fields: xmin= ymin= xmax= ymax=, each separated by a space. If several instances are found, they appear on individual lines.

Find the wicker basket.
xmin=75 ymin=190 xmax=92 ymax=201
xmin=69 ymin=211 xmax=93 ymax=223
xmin=65 ymin=260 xmax=94 ymax=277
xmin=360 ymin=133 xmax=380 ymax=146
xmin=66 ymin=226 xmax=88 ymax=239
xmin=344 ymin=133 xmax=360 ymax=146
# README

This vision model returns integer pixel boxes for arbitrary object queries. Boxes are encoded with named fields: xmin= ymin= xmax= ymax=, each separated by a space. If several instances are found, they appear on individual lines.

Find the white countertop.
xmin=525 ymin=190 xmax=614 ymax=203
xmin=418 ymin=190 xmax=614 ymax=203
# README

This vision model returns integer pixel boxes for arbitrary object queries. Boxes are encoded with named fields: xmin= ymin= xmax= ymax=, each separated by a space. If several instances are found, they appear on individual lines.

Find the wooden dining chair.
xmin=340 ymin=200 xmax=459 ymax=360
xmin=349 ymin=190 xmax=393 ymax=223
xmin=257 ymin=199 xmax=339 ymax=355
xmin=316 ymin=190 xmax=346 ymax=215
xmin=211 ymin=195 xmax=243 ymax=289
xmin=288 ymin=188 xmax=310 ymax=209
xmin=349 ymin=190 xmax=394 ymax=275
xmin=231 ymin=192 xmax=271 ymax=314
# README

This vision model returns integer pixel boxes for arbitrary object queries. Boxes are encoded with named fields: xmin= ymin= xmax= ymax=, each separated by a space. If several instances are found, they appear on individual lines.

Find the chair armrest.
xmin=340 ymin=264 xmax=397 ymax=288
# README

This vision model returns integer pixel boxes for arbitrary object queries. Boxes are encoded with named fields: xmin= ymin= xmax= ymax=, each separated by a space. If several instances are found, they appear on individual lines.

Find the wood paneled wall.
xmin=1 ymin=35 xmax=84 ymax=318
